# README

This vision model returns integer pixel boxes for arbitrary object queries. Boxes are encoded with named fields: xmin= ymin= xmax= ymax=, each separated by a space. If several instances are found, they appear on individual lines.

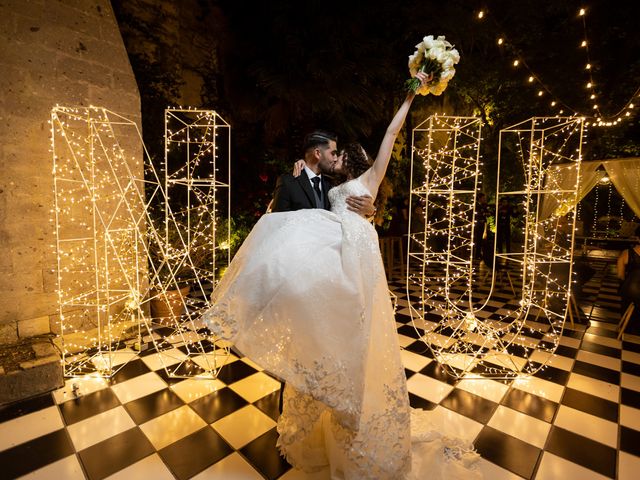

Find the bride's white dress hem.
xmin=203 ymin=177 xmax=482 ymax=479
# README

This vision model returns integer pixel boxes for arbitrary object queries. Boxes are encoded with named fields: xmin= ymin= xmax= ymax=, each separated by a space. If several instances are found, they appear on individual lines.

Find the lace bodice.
xmin=328 ymin=177 xmax=373 ymax=217
xmin=328 ymin=177 xmax=379 ymax=262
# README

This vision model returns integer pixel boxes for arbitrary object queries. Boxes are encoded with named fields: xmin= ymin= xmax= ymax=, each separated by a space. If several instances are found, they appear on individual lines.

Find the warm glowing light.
xmin=408 ymin=115 xmax=582 ymax=379
xmin=513 ymin=60 xmax=520 ymax=67
xmin=551 ymin=101 xmax=557 ymax=106
xmin=579 ymin=8 xmax=586 ymax=16
xmin=528 ymin=76 xmax=534 ymax=83
xmin=581 ymin=40 xmax=587 ymax=47
xmin=52 ymin=106 xmax=232 ymax=379
xmin=477 ymin=10 xmax=484 ymax=19
xmin=497 ymin=37 xmax=504 ymax=45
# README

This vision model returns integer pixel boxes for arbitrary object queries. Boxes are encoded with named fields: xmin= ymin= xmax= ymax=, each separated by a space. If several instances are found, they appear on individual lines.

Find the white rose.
xmin=436 ymin=35 xmax=453 ymax=48
xmin=422 ymin=35 xmax=435 ymax=49
xmin=449 ymin=48 xmax=460 ymax=64
xmin=436 ymin=49 xmax=449 ymax=64
xmin=440 ymin=68 xmax=455 ymax=81
xmin=427 ymin=46 xmax=443 ymax=60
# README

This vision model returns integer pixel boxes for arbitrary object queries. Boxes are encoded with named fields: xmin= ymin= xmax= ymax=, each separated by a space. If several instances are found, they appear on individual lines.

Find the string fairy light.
xmin=51 ymin=106 xmax=148 ymax=376
xmin=151 ymin=107 xmax=232 ymax=379
xmin=407 ymin=114 xmax=584 ymax=379
xmin=51 ymin=106 xmax=232 ymax=379
xmin=577 ymin=6 xmax=605 ymax=120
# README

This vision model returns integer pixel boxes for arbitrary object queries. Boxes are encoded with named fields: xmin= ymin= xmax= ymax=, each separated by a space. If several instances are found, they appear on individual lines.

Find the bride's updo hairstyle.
xmin=341 ymin=143 xmax=373 ymax=179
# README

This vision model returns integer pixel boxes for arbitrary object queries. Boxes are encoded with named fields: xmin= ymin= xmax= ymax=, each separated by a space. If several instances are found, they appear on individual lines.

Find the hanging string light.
xmin=591 ymin=175 xmax=601 ymax=234
xmin=474 ymin=6 xmax=640 ymax=128
xmin=578 ymin=7 xmax=601 ymax=119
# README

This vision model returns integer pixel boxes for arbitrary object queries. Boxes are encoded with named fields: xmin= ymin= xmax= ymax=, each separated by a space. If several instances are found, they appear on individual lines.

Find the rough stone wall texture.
xmin=0 ymin=0 xmax=141 ymax=344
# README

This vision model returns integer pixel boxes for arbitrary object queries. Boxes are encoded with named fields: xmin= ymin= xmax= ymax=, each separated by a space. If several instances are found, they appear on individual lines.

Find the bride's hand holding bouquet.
xmin=406 ymin=35 xmax=460 ymax=96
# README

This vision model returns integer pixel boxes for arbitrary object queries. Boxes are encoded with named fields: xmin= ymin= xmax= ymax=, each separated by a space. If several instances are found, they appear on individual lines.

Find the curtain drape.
xmin=604 ymin=158 xmax=640 ymax=218
xmin=539 ymin=161 xmax=605 ymax=220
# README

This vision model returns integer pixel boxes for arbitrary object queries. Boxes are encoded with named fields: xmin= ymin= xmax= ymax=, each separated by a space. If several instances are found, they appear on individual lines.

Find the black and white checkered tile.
xmin=1 ymin=260 xmax=639 ymax=479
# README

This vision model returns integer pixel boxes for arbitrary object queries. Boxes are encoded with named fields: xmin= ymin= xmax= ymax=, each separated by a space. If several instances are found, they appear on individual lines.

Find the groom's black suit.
xmin=271 ymin=170 xmax=333 ymax=212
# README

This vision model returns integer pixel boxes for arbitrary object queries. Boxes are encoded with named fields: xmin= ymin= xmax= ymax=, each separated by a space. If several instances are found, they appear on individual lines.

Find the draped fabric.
xmin=540 ymin=161 xmax=605 ymax=221
xmin=539 ymin=158 xmax=640 ymax=221
xmin=604 ymin=158 xmax=640 ymax=218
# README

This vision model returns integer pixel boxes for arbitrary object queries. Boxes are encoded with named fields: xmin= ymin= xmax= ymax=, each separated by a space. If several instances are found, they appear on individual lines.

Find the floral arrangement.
xmin=406 ymin=35 xmax=460 ymax=96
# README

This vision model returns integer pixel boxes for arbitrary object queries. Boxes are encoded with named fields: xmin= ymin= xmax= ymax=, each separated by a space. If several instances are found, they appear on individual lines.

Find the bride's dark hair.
xmin=341 ymin=142 xmax=373 ymax=179
xmin=339 ymin=142 xmax=389 ymax=225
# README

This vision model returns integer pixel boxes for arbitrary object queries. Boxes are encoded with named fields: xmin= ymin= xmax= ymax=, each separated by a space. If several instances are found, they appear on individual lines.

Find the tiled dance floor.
xmin=1 ymin=260 xmax=639 ymax=479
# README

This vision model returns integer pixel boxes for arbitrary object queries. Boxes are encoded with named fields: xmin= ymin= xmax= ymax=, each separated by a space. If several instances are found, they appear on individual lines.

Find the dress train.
xmin=203 ymin=177 xmax=482 ymax=479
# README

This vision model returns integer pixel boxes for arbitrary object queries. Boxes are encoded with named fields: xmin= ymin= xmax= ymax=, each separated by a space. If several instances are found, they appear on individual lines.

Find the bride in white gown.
xmin=202 ymin=73 xmax=481 ymax=479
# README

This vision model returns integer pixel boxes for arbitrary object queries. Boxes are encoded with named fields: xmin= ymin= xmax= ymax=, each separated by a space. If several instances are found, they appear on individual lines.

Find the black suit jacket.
xmin=271 ymin=171 xmax=333 ymax=212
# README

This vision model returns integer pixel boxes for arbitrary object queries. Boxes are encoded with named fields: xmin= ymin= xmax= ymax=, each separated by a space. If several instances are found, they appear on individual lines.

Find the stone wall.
xmin=0 ymin=0 xmax=141 ymax=344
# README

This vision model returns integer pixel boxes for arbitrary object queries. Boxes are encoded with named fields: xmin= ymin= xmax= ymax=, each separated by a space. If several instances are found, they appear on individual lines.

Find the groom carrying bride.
xmin=204 ymin=40 xmax=481 ymax=478
xmin=271 ymin=130 xmax=376 ymax=216
xmin=269 ymin=129 xmax=375 ymax=414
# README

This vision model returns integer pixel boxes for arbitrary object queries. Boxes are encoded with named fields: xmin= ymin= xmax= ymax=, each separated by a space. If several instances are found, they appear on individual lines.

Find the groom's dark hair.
xmin=302 ymin=130 xmax=337 ymax=152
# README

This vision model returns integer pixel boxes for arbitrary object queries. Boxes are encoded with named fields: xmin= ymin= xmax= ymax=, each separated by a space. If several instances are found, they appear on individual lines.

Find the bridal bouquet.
xmin=406 ymin=35 xmax=460 ymax=96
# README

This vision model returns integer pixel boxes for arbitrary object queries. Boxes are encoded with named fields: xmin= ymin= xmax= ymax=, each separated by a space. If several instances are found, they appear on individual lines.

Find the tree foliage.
xmin=112 ymin=0 xmax=640 ymax=229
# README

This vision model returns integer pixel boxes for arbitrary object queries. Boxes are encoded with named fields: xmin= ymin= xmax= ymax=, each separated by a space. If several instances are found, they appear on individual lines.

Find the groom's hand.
xmin=346 ymin=195 xmax=376 ymax=218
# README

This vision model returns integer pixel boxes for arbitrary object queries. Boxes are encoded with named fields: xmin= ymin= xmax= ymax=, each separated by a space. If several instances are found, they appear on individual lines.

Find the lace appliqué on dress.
xmin=278 ymin=383 xmax=412 ymax=480
xmin=409 ymin=408 xmax=481 ymax=478
xmin=201 ymin=176 xmax=481 ymax=479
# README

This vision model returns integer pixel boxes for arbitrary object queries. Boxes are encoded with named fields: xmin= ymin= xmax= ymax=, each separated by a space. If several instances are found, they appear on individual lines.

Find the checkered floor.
xmin=1 ymin=259 xmax=640 ymax=480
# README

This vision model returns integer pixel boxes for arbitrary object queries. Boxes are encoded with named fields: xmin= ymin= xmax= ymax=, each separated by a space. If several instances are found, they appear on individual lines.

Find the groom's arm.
xmin=271 ymin=175 xmax=292 ymax=212
xmin=346 ymin=195 xmax=376 ymax=218
xmin=290 ymin=161 xmax=375 ymax=218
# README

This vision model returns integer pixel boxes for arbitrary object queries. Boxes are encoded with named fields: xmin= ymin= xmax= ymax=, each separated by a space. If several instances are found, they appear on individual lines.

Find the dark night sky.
xmin=113 ymin=0 xmax=640 ymax=219
xmin=217 ymin=1 xmax=640 ymax=171
xmin=116 ymin=0 xmax=640 ymax=151
xmin=217 ymin=0 xmax=640 ymax=118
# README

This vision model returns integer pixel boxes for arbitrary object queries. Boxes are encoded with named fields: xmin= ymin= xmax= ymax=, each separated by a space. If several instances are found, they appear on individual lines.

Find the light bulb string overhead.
xmin=476 ymin=6 xmax=640 ymax=125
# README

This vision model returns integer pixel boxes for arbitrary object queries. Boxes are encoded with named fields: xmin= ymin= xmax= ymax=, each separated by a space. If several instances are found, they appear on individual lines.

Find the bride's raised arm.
xmin=360 ymin=72 xmax=431 ymax=195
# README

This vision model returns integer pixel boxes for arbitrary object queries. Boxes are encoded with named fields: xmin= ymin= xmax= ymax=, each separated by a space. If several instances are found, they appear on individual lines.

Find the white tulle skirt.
xmin=202 ymin=208 xmax=481 ymax=479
